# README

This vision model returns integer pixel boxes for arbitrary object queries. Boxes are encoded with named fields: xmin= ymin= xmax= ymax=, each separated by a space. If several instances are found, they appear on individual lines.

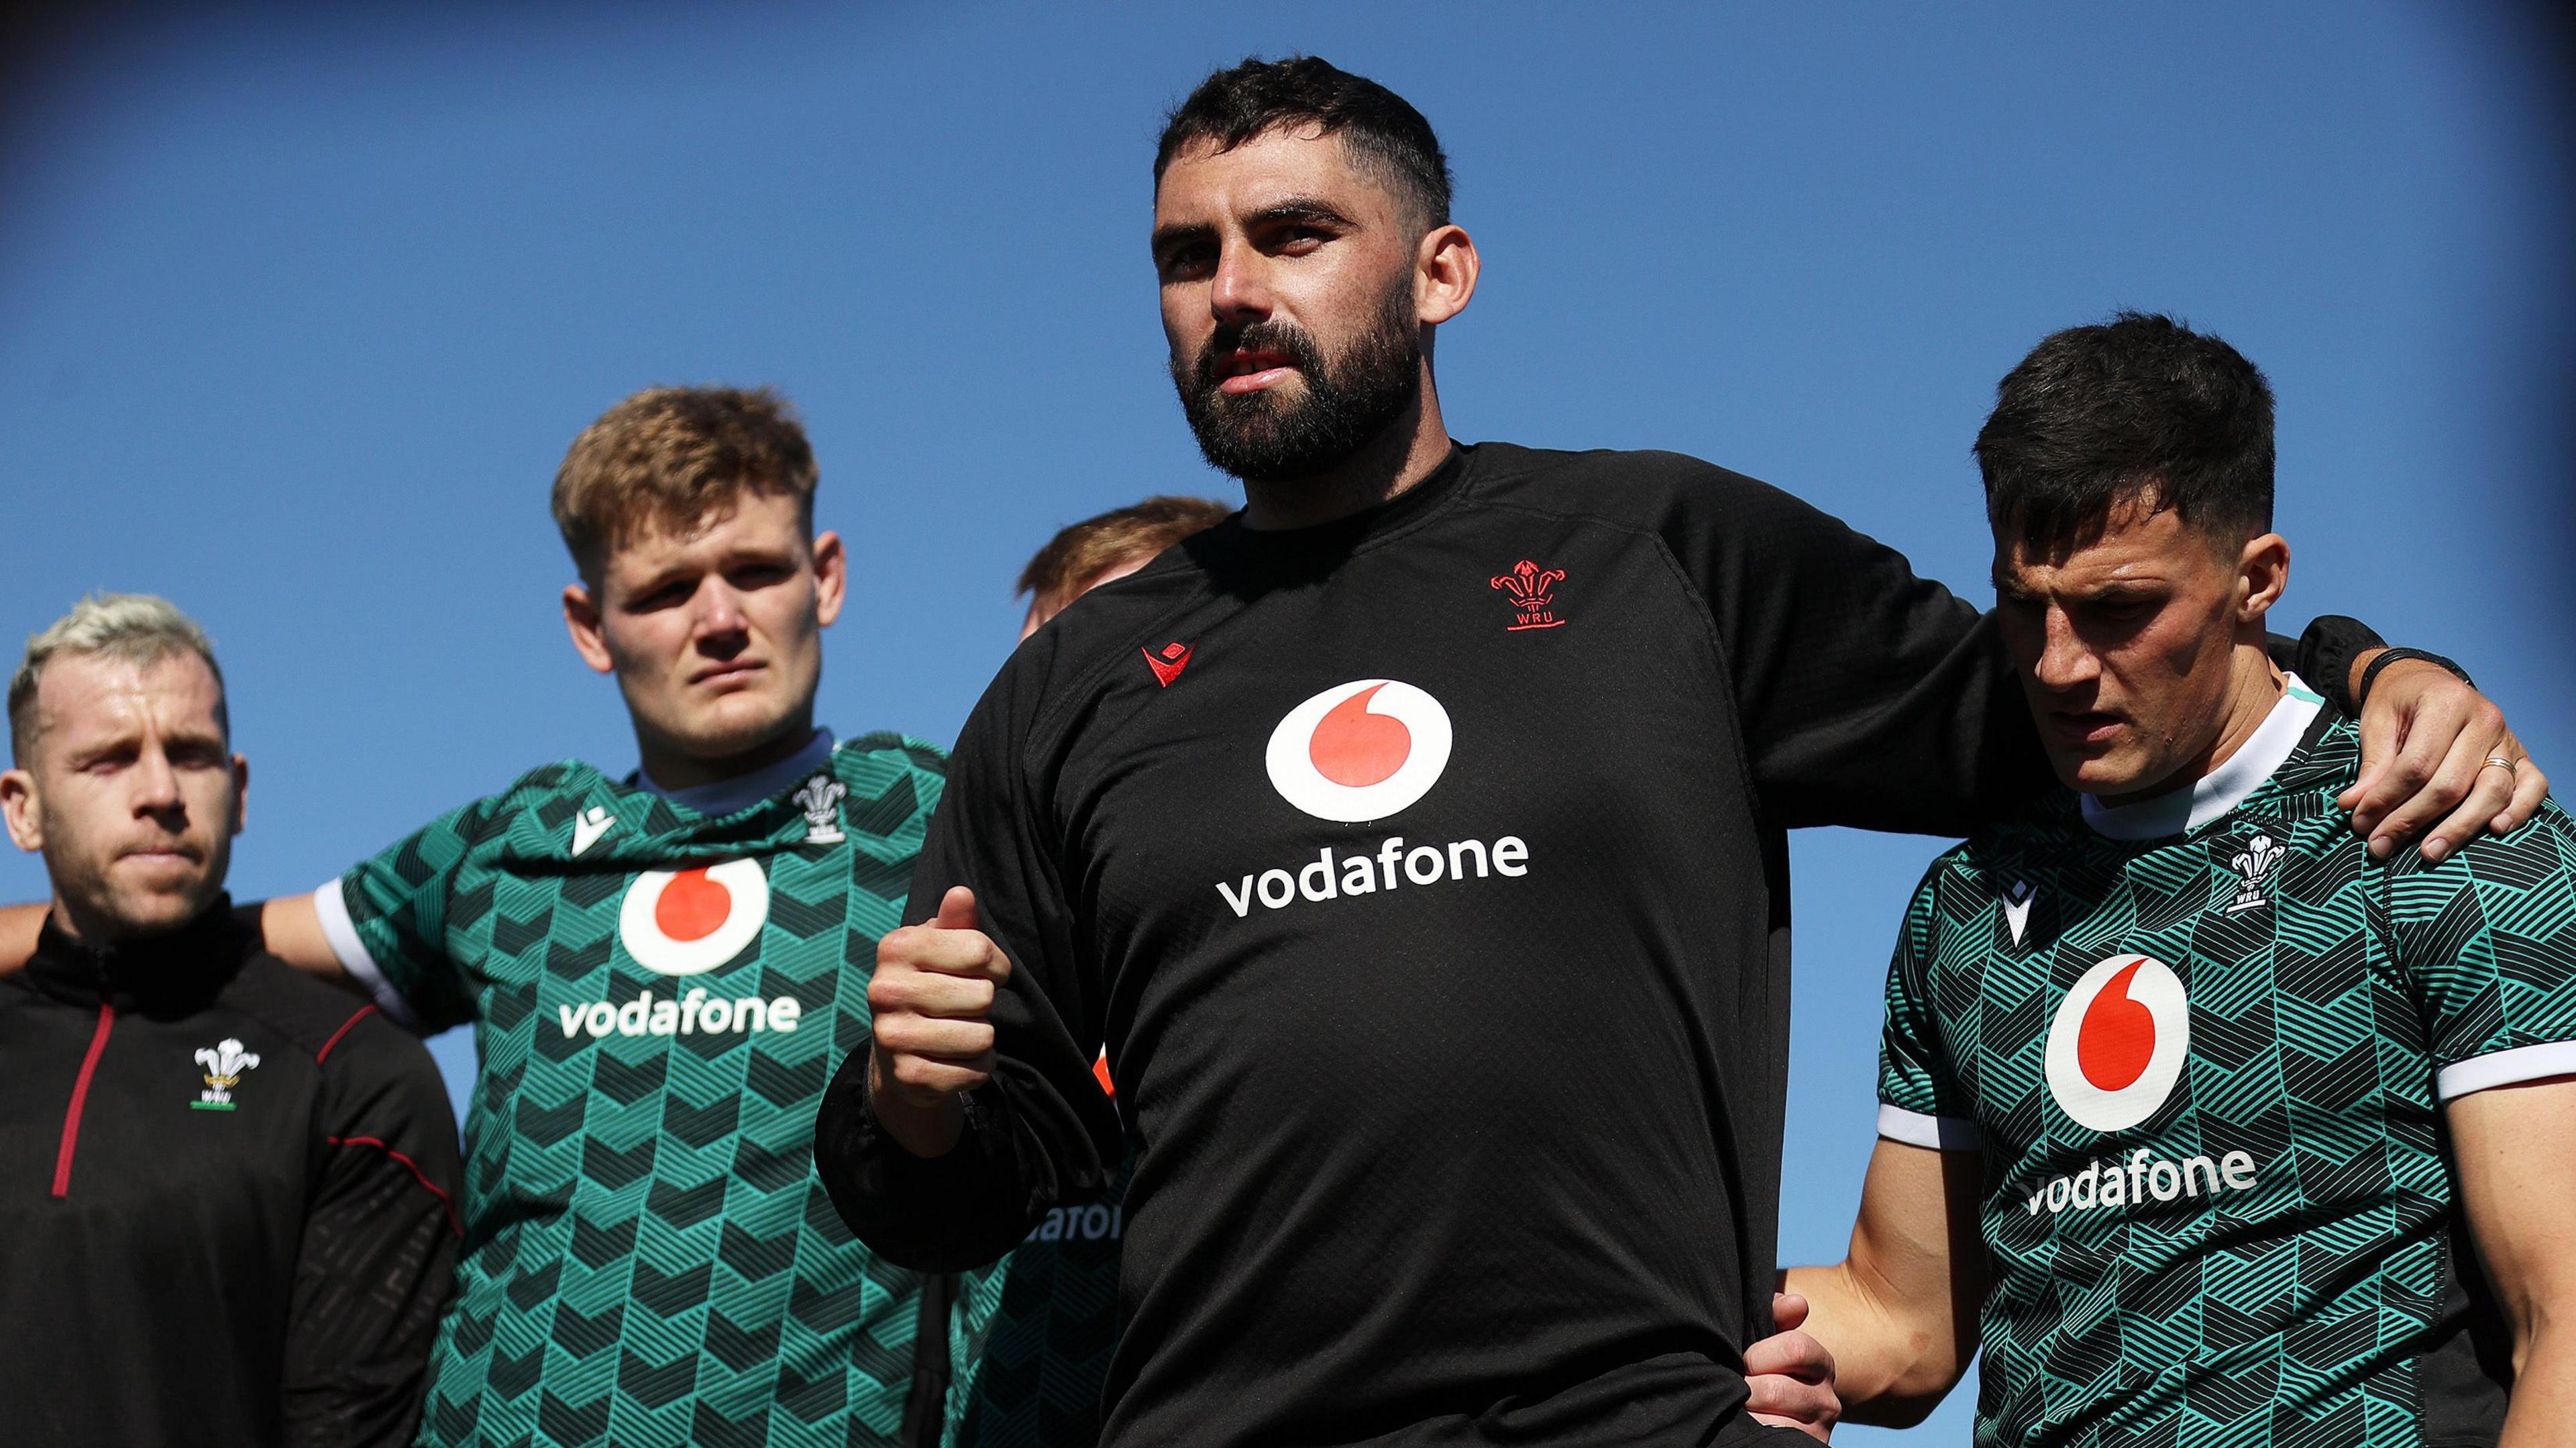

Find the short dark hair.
xmin=1975 ymin=311 xmax=2274 ymax=555
xmin=1017 ymin=495 xmax=1232 ymax=617
xmin=1155 ymin=56 xmax=1452 ymax=229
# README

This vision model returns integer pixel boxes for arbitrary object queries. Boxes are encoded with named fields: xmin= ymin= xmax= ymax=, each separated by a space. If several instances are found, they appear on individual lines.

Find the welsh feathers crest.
xmin=794 ymin=772 xmax=847 ymax=846
xmin=2225 ymin=833 xmax=2285 ymax=914
xmin=192 ymin=1038 xmax=261 ymax=1111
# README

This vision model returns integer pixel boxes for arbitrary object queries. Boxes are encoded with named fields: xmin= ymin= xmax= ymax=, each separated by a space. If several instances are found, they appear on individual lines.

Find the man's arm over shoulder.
xmin=284 ymin=1008 xmax=462 ymax=1448
xmin=814 ymin=642 xmax=1124 ymax=1273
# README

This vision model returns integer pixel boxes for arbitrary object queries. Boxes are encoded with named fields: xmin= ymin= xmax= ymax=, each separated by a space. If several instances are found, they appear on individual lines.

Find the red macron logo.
xmin=1490 ymin=559 xmax=1567 ymax=630
xmin=1142 ymin=641 xmax=1191 ymax=688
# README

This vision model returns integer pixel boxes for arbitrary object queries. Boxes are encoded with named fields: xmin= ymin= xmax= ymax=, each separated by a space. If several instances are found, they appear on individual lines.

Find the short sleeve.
xmin=2389 ymin=801 xmax=2576 ymax=1101
xmin=1878 ymin=865 xmax=1982 ymax=1150
xmin=315 ymin=799 xmax=494 ymax=1032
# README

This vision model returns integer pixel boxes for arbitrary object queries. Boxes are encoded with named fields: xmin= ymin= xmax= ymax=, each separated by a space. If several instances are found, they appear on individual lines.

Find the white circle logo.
xmin=617 ymin=859 xmax=770 ymax=977
xmin=1263 ymin=679 xmax=1454 ymax=823
xmin=2043 ymin=954 xmax=2190 ymax=1133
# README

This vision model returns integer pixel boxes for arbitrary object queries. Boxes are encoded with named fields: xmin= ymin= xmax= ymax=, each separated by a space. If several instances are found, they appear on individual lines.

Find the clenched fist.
xmin=867 ymin=886 xmax=1012 ymax=1156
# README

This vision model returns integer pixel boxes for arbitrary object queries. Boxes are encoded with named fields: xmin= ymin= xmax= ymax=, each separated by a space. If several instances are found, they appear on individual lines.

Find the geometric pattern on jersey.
xmin=942 ymin=1158 xmax=1129 ymax=1448
xmin=335 ymin=734 xmax=1000 ymax=1447
xmin=1878 ymin=706 xmax=2576 ymax=1448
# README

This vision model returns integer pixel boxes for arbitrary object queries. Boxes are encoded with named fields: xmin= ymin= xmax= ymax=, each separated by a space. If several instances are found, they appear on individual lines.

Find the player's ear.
xmin=2237 ymin=533 xmax=2290 ymax=624
xmin=810 ymin=530 xmax=846 ymax=629
xmin=1417 ymin=223 xmax=1478 ymax=327
xmin=562 ymin=583 xmax=615 ymax=675
xmin=0 ymin=767 xmax=43 ymax=854
xmin=229 ymin=753 xmax=248 ymax=837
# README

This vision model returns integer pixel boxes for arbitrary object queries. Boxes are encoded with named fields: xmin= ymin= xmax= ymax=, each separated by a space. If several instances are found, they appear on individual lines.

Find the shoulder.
xmin=830 ymin=732 xmax=953 ymax=826
xmin=223 ymin=956 xmax=438 ymax=1074
xmin=2390 ymin=796 xmax=2576 ymax=913
xmin=835 ymin=731 xmax=950 ymax=781
xmin=1463 ymin=442 xmax=1808 ymax=523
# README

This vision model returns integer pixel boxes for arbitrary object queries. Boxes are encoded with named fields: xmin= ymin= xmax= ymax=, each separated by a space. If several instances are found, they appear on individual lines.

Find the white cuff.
xmin=1878 ymin=1103 xmax=1980 ymax=1150
xmin=312 ymin=877 xmax=420 ymax=1030
xmin=2436 ymin=1040 xmax=2576 ymax=1101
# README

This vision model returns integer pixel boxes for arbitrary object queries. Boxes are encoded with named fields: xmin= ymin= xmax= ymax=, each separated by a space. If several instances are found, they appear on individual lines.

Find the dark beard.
xmin=1171 ymin=281 xmax=1421 ymax=485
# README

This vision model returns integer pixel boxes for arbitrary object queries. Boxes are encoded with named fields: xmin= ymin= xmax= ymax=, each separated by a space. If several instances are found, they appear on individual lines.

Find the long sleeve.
xmin=1656 ymin=463 xmax=2380 ymax=835
xmin=282 ymin=1011 xmax=462 ymax=1448
xmin=815 ymin=644 xmax=1124 ymax=1274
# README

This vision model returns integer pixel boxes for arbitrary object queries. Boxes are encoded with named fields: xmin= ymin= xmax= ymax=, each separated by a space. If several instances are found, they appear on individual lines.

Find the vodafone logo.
xmin=2043 ymin=954 xmax=2190 ymax=1133
xmin=617 ymin=859 xmax=770 ymax=977
xmin=1264 ymin=679 xmax=1453 ymax=823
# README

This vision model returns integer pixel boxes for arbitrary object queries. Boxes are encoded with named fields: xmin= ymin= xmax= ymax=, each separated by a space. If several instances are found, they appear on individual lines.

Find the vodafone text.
xmin=2025 ymin=1146 xmax=2261 ymax=1217
xmin=556 ymin=987 xmax=804 ymax=1040
xmin=1217 ymin=834 xmax=1529 ymax=918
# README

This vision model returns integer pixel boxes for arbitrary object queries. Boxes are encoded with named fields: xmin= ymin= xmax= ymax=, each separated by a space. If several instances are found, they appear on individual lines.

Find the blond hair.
xmin=9 ymin=594 xmax=227 ymax=761
xmin=551 ymin=386 xmax=819 ymax=579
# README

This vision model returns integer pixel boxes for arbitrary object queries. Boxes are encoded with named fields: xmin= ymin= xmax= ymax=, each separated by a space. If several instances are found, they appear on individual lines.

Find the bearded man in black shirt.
xmin=818 ymin=58 xmax=2548 ymax=1448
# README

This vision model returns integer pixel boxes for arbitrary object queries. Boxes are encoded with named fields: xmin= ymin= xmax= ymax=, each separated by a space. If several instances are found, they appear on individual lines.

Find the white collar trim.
xmin=633 ymin=728 xmax=836 ymax=818
xmin=2081 ymin=676 xmax=2322 ymax=841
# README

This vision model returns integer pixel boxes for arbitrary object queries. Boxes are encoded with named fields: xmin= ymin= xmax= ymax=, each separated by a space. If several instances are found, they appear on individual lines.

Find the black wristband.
xmin=2357 ymin=647 xmax=2473 ymax=706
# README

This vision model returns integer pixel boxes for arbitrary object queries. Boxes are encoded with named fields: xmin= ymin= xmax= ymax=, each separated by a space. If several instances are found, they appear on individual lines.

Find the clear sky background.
xmin=3 ymin=3 xmax=2569 ymax=1439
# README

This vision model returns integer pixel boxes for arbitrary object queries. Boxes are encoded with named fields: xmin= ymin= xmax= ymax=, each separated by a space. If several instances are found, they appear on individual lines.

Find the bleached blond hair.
xmin=8 ymin=594 xmax=227 ymax=762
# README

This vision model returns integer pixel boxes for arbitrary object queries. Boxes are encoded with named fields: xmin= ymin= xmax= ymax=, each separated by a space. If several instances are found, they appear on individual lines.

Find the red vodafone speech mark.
xmin=2077 ymin=958 xmax=2155 ymax=1092
xmin=656 ymin=867 xmax=733 ymax=943
xmin=1309 ymin=683 xmax=1411 ymax=787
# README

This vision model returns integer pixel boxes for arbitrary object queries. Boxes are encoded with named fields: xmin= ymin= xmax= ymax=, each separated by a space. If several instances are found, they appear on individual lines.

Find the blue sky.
xmin=3 ymin=3 xmax=2567 ymax=1438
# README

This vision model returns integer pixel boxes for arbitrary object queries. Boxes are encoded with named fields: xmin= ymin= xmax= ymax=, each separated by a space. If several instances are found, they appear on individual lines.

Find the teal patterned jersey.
xmin=322 ymin=733 xmax=1000 ymax=1447
xmin=942 ymin=1155 xmax=1127 ymax=1448
xmin=1878 ymin=683 xmax=2576 ymax=1448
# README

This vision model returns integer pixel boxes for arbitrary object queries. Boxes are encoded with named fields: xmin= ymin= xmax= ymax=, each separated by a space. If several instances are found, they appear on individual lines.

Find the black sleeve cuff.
xmin=812 ymin=1048 xmax=1042 ymax=1274
xmin=2279 ymin=614 xmax=2386 ymax=717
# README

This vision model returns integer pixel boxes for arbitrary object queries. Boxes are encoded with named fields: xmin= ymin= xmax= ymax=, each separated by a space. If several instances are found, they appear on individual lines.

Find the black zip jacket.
xmin=0 ymin=899 xmax=462 ymax=1448
xmin=816 ymin=444 xmax=2387 ymax=1447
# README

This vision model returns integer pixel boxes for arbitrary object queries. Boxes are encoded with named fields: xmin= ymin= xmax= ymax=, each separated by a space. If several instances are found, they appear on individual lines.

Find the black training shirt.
xmin=818 ymin=443 xmax=2379 ymax=1448
xmin=0 ymin=900 xmax=461 ymax=1448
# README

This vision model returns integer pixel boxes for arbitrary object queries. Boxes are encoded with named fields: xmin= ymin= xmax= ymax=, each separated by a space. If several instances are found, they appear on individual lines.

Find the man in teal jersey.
xmin=217 ymin=387 xmax=981 ymax=1447
xmin=1764 ymin=315 xmax=2576 ymax=1446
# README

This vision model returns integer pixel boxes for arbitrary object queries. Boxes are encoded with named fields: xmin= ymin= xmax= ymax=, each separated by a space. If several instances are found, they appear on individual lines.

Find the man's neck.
xmin=2100 ymin=643 xmax=2286 ymax=808
xmin=1240 ymin=383 xmax=1454 ymax=531
xmin=635 ymin=711 xmax=820 ymax=795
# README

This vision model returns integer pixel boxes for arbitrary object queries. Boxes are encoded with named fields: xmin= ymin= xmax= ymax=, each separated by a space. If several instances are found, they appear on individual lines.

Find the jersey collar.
xmin=629 ymin=728 xmax=837 ymax=819
xmin=2080 ymin=675 xmax=2324 ymax=841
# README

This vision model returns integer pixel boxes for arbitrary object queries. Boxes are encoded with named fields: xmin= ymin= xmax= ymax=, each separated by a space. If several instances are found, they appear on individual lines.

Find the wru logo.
xmin=192 ymin=1038 xmax=261 ymax=1111
xmin=796 ymin=773 xmax=848 ymax=845
xmin=2226 ymin=833 xmax=2284 ymax=914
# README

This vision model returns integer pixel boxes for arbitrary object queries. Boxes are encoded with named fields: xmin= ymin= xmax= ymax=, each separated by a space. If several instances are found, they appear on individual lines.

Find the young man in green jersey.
xmin=1762 ymin=315 xmax=2576 ymax=1446
xmin=17 ymin=388 xmax=988 ymax=1447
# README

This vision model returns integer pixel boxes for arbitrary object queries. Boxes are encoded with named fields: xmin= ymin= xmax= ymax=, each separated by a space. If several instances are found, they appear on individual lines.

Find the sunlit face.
xmin=1 ymin=651 xmax=245 ymax=940
xmin=1992 ymin=498 xmax=2283 ymax=798
xmin=566 ymin=490 xmax=845 ymax=769
xmin=1152 ymin=129 xmax=1429 ymax=482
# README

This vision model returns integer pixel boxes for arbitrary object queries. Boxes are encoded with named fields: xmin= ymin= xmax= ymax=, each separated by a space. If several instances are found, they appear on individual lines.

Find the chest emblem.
xmin=2226 ymin=833 xmax=2284 ymax=914
xmin=1142 ymin=641 xmax=1193 ymax=689
xmin=2002 ymin=879 xmax=2037 ymax=945
xmin=2043 ymin=954 xmax=2190 ymax=1133
xmin=619 ymin=859 xmax=771 ymax=976
xmin=1265 ymin=679 xmax=1454 ymax=823
xmin=191 ymin=1038 xmax=262 ymax=1111
xmin=794 ymin=773 xmax=848 ymax=846
xmin=571 ymin=805 xmax=617 ymax=857
xmin=1489 ymin=559 xmax=1568 ymax=631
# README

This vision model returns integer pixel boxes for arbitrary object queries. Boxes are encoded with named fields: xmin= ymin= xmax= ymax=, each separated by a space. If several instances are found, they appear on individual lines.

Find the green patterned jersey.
xmin=943 ymin=1152 xmax=1126 ymax=1448
xmin=319 ymin=732 xmax=1000 ymax=1447
xmin=1878 ymin=681 xmax=2576 ymax=1448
